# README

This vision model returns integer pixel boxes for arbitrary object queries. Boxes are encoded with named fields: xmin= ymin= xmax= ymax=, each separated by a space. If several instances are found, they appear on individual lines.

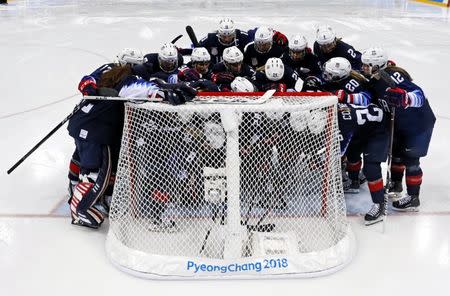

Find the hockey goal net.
xmin=106 ymin=92 xmax=355 ymax=279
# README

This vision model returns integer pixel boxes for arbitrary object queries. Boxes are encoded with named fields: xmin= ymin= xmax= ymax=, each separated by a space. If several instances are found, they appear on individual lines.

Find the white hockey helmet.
xmin=217 ymin=18 xmax=236 ymax=46
xmin=223 ymin=46 xmax=243 ymax=74
xmin=254 ymin=26 xmax=273 ymax=53
xmin=322 ymin=57 xmax=351 ymax=82
xmin=223 ymin=46 xmax=244 ymax=64
xmin=231 ymin=76 xmax=255 ymax=92
xmin=265 ymin=57 xmax=285 ymax=82
xmin=116 ymin=48 xmax=144 ymax=66
xmin=316 ymin=24 xmax=336 ymax=45
xmin=158 ymin=43 xmax=179 ymax=73
xmin=289 ymin=35 xmax=308 ymax=61
xmin=361 ymin=47 xmax=388 ymax=75
xmin=191 ymin=47 xmax=211 ymax=63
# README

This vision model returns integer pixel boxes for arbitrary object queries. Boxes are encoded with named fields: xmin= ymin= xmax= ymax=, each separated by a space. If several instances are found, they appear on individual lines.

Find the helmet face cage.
xmin=289 ymin=48 xmax=306 ymax=61
xmin=319 ymin=39 xmax=336 ymax=54
xmin=361 ymin=48 xmax=387 ymax=76
xmin=289 ymin=35 xmax=307 ymax=61
xmin=254 ymin=27 xmax=273 ymax=54
xmin=217 ymin=18 xmax=236 ymax=46
xmin=223 ymin=47 xmax=243 ymax=75
xmin=194 ymin=62 xmax=210 ymax=75
xmin=191 ymin=47 xmax=211 ymax=73
xmin=158 ymin=44 xmax=178 ymax=73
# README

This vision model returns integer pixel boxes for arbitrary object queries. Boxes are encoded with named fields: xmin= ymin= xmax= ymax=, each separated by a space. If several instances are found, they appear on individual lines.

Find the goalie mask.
xmin=116 ymin=48 xmax=144 ymax=66
xmin=316 ymin=24 xmax=336 ymax=54
xmin=223 ymin=46 xmax=243 ymax=75
xmin=254 ymin=26 xmax=273 ymax=54
xmin=265 ymin=58 xmax=284 ymax=82
xmin=191 ymin=47 xmax=211 ymax=75
xmin=361 ymin=47 xmax=388 ymax=77
xmin=158 ymin=43 xmax=179 ymax=73
xmin=217 ymin=18 xmax=236 ymax=46
xmin=289 ymin=35 xmax=307 ymax=61
xmin=322 ymin=57 xmax=351 ymax=82
xmin=231 ymin=76 xmax=255 ymax=92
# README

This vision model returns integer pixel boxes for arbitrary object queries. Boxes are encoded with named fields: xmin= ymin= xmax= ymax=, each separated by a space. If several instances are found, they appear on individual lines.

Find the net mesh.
xmin=106 ymin=93 xmax=354 ymax=279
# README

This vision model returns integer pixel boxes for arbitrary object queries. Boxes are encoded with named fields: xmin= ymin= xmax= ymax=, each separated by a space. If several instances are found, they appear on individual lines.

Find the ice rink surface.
xmin=0 ymin=0 xmax=449 ymax=295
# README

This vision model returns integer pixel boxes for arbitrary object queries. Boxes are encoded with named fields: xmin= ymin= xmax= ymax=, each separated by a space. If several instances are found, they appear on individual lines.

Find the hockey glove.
xmin=188 ymin=79 xmax=220 ymax=92
xmin=335 ymin=90 xmax=350 ymax=103
xmin=162 ymin=83 xmax=198 ymax=105
xmin=303 ymin=76 xmax=322 ymax=91
xmin=180 ymin=68 xmax=201 ymax=82
xmin=78 ymin=76 xmax=97 ymax=96
xmin=211 ymin=72 xmax=235 ymax=84
xmin=384 ymin=87 xmax=410 ymax=108
xmin=273 ymin=31 xmax=288 ymax=47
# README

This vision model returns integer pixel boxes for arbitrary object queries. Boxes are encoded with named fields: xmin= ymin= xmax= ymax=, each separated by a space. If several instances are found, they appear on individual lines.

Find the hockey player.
xmin=69 ymin=48 xmax=144 ymax=209
xmin=313 ymin=24 xmax=362 ymax=71
xmin=319 ymin=57 xmax=374 ymax=195
xmin=211 ymin=46 xmax=256 ymax=92
xmin=337 ymin=103 xmax=389 ymax=225
xmin=281 ymin=34 xmax=322 ymax=81
xmin=253 ymin=57 xmax=299 ymax=91
xmin=132 ymin=43 xmax=184 ymax=82
xmin=320 ymin=57 xmax=371 ymax=106
xmin=243 ymin=27 xmax=285 ymax=69
xmin=198 ymin=18 xmax=251 ymax=65
xmin=247 ymin=27 xmax=288 ymax=48
xmin=361 ymin=47 xmax=436 ymax=211
xmin=68 ymin=65 xmax=197 ymax=229
xmin=178 ymin=47 xmax=212 ymax=82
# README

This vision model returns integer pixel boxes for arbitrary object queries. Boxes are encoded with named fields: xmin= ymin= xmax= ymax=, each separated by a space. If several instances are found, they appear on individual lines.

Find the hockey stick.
xmin=378 ymin=69 xmax=397 ymax=233
xmin=7 ymin=100 xmax=85 ymax=174
xmin=171 ymin=34 xmax=183 ymax=44
xmin=185 ymin=25 xmax=199 ymax=47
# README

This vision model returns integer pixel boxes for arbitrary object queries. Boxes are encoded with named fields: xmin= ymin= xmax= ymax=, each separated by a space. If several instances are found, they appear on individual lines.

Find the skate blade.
xmin=364 ymin=216 xmax=385 ymax=226
xmin=344 ymin=189 xmax=360 ymax=194
xmin=392 ymin=206 xmax=419 ymax=212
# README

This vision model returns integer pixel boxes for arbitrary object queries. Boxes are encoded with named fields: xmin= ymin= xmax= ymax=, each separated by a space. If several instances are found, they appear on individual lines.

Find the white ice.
xmin=0 ymin=0 xmax=449 ymax=295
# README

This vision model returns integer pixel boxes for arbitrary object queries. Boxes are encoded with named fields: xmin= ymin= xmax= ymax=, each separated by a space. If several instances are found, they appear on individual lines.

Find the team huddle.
xmin=66 ymin=18 xmax=435 ymax=229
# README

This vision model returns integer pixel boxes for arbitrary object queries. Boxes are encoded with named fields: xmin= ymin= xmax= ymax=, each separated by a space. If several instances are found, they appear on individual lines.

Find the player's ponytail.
xmin=98 ymin=64 xmax=133 ymax=88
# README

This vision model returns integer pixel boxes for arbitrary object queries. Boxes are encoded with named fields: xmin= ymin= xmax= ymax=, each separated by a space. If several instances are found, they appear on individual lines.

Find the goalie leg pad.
xmin=76 ymin=145 xmax=112 ymax=212
xmin=70 ymin=182 xmax=105 ymax=229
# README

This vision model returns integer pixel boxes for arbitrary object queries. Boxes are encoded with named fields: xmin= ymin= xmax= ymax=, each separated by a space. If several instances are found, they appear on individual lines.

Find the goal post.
xmin=106 ymin=92 xmax=356 ymax=279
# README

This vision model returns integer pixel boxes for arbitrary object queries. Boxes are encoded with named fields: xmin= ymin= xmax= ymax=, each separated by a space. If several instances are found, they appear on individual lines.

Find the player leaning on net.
xmin=68 ymin=48 xmax=144 ymax=206
xmin=253 ymin=57 xmax=299 ymax=91
xmin=361 ymin=47 xmax=436 ymax=211
xmin=211 ymin=46 xmax=256 ymax=92
xmin=243 ymin=26 xmax=286 ymax=70
xmin=281 ymin=34 xmax=322 ymax=82
xmin=68 ymin=63 xmax=197 ymax=229
xmin=132 ymin=43 xmax=184 ymax=82
xmin=198 ymin=18 xmax=251 ymax=65
xmin=313 ymin=24 xmax=362 ymax=71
